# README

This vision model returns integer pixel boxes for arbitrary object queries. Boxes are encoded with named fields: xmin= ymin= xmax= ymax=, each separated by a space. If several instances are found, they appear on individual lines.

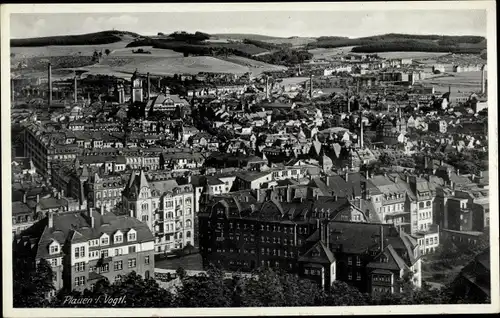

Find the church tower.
xmin=131 ymin=70 xmax=143 ymax=103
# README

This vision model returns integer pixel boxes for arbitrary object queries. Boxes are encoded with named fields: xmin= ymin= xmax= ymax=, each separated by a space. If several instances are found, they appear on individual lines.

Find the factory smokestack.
xmin=360 ymin=110 xmax=364 ymax=149
xmin=481 ymin=64 xmax=486 ymax=94
xmin=48 ymin=63 xmax=52 ymax=106
xmin=309 ymin=74 xmax=313 ymax=98
xmin=74 ymin=71 xmax=78 ymax=103
xmin=11 ymin=78 xmax=14 ymax=103
xmin=265 ymin=76 xmax=269 ymax=100
xmin=147 ymin=72 xmax=151 ymax=100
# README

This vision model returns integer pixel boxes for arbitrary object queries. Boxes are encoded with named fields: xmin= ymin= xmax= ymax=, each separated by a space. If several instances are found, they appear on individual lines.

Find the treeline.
xmin=351 ymin=40 xmax=485 ymax=54
xmin=307 ymin=33 xmax=486 ymax=52
xmin=168 ymin=31 xmax=211 ymax=43
xmin=242 ymin=38 xmax=291 ymax=50
xmin=255 ymin=49 xmax=313 ymax=66
xmin=125 ymin=39 xmax=266 ymax=57
xmin=16 ymin=260 xmax=488 ymax=309
xmin=10 ymin=31 xmax=137 ymax=47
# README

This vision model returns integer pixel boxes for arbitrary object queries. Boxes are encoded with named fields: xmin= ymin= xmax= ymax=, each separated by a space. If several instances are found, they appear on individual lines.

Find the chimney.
xmin=74 ymin=71 xmax=78 ymax=103
xmin=23 ymin=192 xmax=27 ymax=203
xmin=147 ymin=72 xmax=151 ymax=99
xmin=326 ymin=176 xmax=330 ymax=187
xmin=380 ymin=225 xmax=384 ymax=251
xmin=345 ymin=171 xmax=348 ymax=182
xmin=48 ymin=63 xmax=52 ymax=106
xmin=48 ymin=211 xmax=54 ymax=229
xmin=256 ymin=189 xmax=261 ymax=202
xmin=36 ymin=194 xmax=40 ymax=203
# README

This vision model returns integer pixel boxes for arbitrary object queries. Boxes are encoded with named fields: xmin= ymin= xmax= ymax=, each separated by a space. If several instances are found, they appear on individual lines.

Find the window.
xmin=101 ymin=249 xmax=109 ymax=258
xmin=356 ymin=272 xmax=361 ymax=281
xmin=115 ymin=248 xmax=123 ymax=256
xmin=356 ymin=256 xmax=361 ymax=266
xmin=348 ymin=256 xmax=352 ymax=265
xmin=128 ymin=258 xmax=137 ymax=268
xmin=128 ymin=246 xmax=136 ymax=254
xmin=348 ymin=272 xmax=352 ymax=280
xmin=114 ymin=260 xmax=123 ymax=271
xmin=50 ymin=245 xmax=59 ymax=254
xmin=145 ymin=256 xmax=150 ymax=264
xmin=128 ymin=232 xmax=136 ymax=241
xmin=142 ymin=215 xmax=149 ymax=222
xmin=74 ymin=276 xmax=85 ymax=286
xmin=51 ymin=258 xmax=58 ymax=267
xmin=76 ymin=262 xmax=85 ymax=272
xmin=115 ymin=234 xmax=123 ymax=243
xmin=101 ymin=236 xmax=109 ymax=245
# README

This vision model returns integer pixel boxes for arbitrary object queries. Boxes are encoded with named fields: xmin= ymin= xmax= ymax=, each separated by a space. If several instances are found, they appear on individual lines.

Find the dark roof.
xmin=12 ymin=201 xmax=32 ymax=216
xmin=28 ymin=210 xmax=154 ymax=260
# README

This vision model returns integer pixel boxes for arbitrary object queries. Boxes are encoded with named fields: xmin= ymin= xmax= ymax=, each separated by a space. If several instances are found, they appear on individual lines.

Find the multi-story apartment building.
xmin=24 ymin=123 xmax=81 ymax=178
xmin=407 ymin=176 xmax=435 ymax=234
xmin=86 ymin=172 xmax=127 ymax=212
xmin=13 ymin=207 xmax=155 ymax=295
xmin=199 ymin=193 xmax=422 ymax=294
xmin=122 ymin=170 xmax=195 ymax=254
xmin=369 ymin=175 xmax=409 ymax=231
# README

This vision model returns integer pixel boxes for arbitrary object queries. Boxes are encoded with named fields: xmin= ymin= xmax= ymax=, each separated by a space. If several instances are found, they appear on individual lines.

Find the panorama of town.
xmin=10 ymin=26 xmax=490 ymax=308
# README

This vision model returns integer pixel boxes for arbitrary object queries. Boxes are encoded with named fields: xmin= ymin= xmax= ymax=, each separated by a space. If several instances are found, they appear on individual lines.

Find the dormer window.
xmin=128 ymin=229 xmax=137 ymax=241
xmin=49 ymin=242 xmax=60 ymax=255
xmin=115 ymin=234 xmax=123 ymax=243
xmin=101 ymin=234 xmax=110 ymax=245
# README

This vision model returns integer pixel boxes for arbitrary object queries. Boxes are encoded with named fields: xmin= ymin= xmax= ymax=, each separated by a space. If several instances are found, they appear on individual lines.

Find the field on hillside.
xmin=309 ymin=47 xmax=356 ymax=59
xmin=416 ymin=71 xmax=485 ymax=93
xmin=11 ymin=40 xmax=285 ymax=78
xmin=10 ymin=40 xmax=131 ymax=61
xmin=220 ymin=55 xmax=287 ymax=72
xmin=213 ymin=34 xmax=317 ymax=47
xmin=376 ymin=51 xmax=449 ymax=59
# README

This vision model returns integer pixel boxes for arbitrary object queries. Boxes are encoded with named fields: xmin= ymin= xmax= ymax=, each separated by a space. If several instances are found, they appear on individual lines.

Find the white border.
xmin=2 ymin=2 xmax=498 ymax=317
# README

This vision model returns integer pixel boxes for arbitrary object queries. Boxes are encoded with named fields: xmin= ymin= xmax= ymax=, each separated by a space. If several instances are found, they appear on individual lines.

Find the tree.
xmin=51 ymin=272 xmax=173 ymax=307
xmin=13 ymin=258 xmax=55 ymax=307
xmin=318 ymin=281 xmax=369 ymax=306
xmin=240 ymin=268 xmax=285 ymax=307
xmin=175 ymin=265 xmax=231 ymax=307
xmin=280 ymin=273 xmax=322 ymax=306
xmin=104 ymin=49 xmax=111 ymax=56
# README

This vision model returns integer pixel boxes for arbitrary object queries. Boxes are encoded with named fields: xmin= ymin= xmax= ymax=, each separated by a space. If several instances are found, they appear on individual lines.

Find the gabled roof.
xmin=298 ymin=240 xmax=336 ymax=264
xmin=367 ymin=244 xmax=407 ymax=271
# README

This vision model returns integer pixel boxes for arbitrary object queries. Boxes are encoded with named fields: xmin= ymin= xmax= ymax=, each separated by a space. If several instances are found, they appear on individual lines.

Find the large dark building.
xmin=199 ymin=192 xmax=422 ymax=295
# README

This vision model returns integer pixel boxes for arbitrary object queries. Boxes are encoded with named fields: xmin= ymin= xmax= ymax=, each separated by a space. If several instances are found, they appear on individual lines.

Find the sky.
xmin=10 ymin=10 xmax=487 ymax=39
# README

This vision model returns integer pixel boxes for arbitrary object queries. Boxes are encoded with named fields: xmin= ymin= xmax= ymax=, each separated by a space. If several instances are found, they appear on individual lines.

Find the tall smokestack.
xmin=380 ymin=225 xmax=384 ymax=251
xmin=360 ymin=119 xmax=364 ymax=149
xmin=147 ymin=72 xmax=151 ymax=100
xmin=309 ymin=74 xmax=313 ymax=98
xmin=347 ymin=91 xmax=351 ymax=113
xmin=74 ymin=71 xmax=78 ymax=103
xmin=265 ymin=76 xmax=269 ymax=100
xmin=481 ymin=65 xmax=486 ymax=94
xmin=48 ymin=63 xmax=52 ymax=106
xmin=11 ymin=78 xmax=14 ymax=103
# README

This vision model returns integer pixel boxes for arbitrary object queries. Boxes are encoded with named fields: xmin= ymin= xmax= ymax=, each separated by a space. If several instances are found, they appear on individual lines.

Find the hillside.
xmin=307 ymin=33 xmax=487 ymax=54
xmin=10 ymin=30 xmax=140 ymax=47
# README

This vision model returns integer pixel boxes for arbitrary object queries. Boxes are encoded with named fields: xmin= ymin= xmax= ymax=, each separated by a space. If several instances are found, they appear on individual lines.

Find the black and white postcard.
xmin=2 ymin=1 xmax=498 ymax=316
